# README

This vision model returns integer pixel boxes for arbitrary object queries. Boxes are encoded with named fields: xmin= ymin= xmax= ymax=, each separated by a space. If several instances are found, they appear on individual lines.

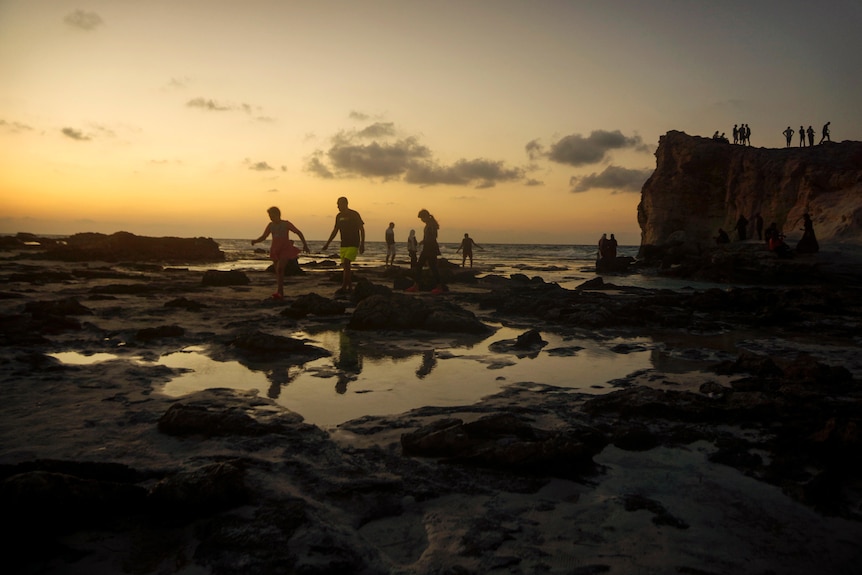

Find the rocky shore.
xmin=1 ymin=237 xmax=861 ymax=574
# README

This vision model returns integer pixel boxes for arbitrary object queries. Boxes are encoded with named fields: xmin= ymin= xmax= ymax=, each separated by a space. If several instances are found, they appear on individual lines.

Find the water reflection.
xmin=49 ymin=326 xmax=656 ymax=428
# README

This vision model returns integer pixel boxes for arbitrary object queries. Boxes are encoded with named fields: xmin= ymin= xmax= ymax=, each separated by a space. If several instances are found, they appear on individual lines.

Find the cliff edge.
xmin=637 ymin=131 xmax=862 ymax=255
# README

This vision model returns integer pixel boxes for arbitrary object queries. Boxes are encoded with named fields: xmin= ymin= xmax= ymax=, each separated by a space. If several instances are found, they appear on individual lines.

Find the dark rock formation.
xmin=42 ymin=231 xmax=225 ymax=262
xmin=201 ymin=269 xmax=250 ymax=286
xmin=348 ymin=293 xmax=491 ymax=333
xmin=638 ymin=131 xmax=862 ymax=255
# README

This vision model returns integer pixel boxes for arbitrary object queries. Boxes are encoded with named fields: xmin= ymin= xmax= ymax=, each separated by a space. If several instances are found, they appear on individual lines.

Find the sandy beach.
xmin=2 ymin=241 xmax=862 ymax=574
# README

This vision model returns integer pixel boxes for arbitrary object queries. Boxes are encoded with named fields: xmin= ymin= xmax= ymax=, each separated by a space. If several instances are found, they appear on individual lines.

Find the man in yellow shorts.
xmin=322 ymin=197 xmax=365 ymax=294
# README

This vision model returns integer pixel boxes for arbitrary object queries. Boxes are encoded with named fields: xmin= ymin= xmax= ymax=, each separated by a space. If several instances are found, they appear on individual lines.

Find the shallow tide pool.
xmin=51 ymin=326 xmax=653 ymax=428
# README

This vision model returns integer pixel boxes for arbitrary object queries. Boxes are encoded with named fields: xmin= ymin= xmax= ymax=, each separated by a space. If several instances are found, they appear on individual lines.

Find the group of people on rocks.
xmin=783 ymin=122 xmax=831 ymax=147
xmin=252 ymin=198 xmax=485 ymax=298
xmin=714 ymin=211 xmax=818 ymax=258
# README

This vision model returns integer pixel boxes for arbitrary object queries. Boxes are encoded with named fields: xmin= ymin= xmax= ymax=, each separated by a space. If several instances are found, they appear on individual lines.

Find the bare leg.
xmin=275 ymin=259 xmax=285 ymax=297
xmin=342 ymin=259 xmax=352 ymax=290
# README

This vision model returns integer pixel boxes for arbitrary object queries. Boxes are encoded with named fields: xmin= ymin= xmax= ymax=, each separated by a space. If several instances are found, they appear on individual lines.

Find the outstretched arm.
xmin=295 ymin=230 xmax=311 ymax=253
xmin=321 ymin=225 xmax=338 ymax=252
xmin=251 ymin=223 xmax=272 ymax=245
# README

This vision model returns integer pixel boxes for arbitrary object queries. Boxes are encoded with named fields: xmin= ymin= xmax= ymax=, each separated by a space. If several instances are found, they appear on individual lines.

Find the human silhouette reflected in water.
xmin=334 ymin=329 xmax=363 ymax=394
xmin=415 ymin=349 xmax=437 ymax=379
xmin=266 ymin=366 xmax=301 ymax=399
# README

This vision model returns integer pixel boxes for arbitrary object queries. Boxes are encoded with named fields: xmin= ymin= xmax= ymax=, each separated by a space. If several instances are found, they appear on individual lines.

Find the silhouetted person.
xmin=783 ymin=126 xmax=794 ymax=147
xmin=736 ymin=214 xmax=749 ymax=241
xmin=806 ymin=125 xmax=815 ymax=146
xmin=820 ymin=122 xmax=831 ymax=144
xmin=765 ymin=223 xmax=791 ymax=257
xmin=799 ymin=125 xmax=806 ymax=147
xmin=753 ymin=213 xmax=764 ymax=240
xmin=715 ymin=228 xmax=730 ymax=244
xmin=321 ymin=196 xmax=365 ymax=294
xmin=732 ymin=124 xmax=739 ymax=144
xmin=407 ymin=229 xmax=418 ymax=268
xmin=251 ymin=206 xmax=311 ymax=299
xmin=406 ymin=209 xmax=445 ymax=294
xmin=796 ymin=212 xmax=819 ymax=254
xmin=597 ymin=233 xmax=608 ymax=262
xmin=455 ymin=233 xmax=482 ymax=267
xmin=607 ymin=233 xmax=618 ymax=258
xmin=744 ymin=124 xmax=751 ymax=146
xmin=384 ymin=222 xmax=396 ymax=267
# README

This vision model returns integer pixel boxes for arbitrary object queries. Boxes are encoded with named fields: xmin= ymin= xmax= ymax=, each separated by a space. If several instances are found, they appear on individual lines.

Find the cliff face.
xmin=637 ymin=131 xmax=862 ymax=252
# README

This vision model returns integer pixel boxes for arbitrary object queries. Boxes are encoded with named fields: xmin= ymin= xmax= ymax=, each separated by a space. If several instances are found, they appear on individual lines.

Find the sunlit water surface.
xmin=51 ymin=326 xmax=653 ymax=428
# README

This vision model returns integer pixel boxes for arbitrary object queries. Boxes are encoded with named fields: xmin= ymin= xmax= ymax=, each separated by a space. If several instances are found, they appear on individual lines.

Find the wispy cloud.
xmin=0 ymin=119 xmax=34 ymax=134
xmin=61 ymin=127 xmax=90 ymax=141
xmin=570 ymin=165 xmax=653 ymax=193
xmin=64 ymin=10 xmax=104 ymax=31
xmin=186 ymin=97 xmax=274 ymax=123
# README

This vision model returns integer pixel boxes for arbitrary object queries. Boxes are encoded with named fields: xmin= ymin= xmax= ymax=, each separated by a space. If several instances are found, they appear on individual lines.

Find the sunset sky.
xmin=2 ymin=1 xmax=860 ymax=245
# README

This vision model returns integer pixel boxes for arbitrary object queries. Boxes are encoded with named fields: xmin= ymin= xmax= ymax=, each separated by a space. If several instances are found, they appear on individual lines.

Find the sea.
xmin=198 ymin=239 xmax=700 ymax=291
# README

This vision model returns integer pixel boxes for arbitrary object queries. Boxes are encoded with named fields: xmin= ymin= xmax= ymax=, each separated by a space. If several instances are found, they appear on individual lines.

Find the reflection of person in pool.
xmin=415 ymin=349 xmax=437 ymax=379
xmin=334 ymin=329 xmax=362 ymax=394
xmin=265 ymin=366 xmax=300 ymax=399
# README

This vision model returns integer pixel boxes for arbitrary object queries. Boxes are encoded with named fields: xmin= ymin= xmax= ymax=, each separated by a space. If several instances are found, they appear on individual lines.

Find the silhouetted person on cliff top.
xmin=807 ymin=126 xmax=815 ymax=146
xmin=820 ymin=122 xmax=831 ymax=144
xmin=799 ymin=126 xmax=806 ymax=147
xmin=736 ymin=214 xmax=749 ymax=241
xmin=783 ymin=126 xmax=794 ymax=147
xmin=732 ymin=124 xmax=739 ymax=144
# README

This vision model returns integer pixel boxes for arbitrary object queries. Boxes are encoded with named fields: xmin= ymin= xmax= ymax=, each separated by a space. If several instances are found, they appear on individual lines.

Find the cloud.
xmin=0 ymin=119 xmax=33 ymax=133
xmin=248 ymin=161 xmax=274 ymax=171
xmin=64 ymin=10 xmax=104 ymax=31
xmin=569 ymin=165 xmax=653 ymax=193
xmin=538 ymin=130 xmax=649 ymax=167
xmin=61 ymin=127 xmax=90 ymax=141
xmin=186 ymin=97 xmax=233 ymax=112
xmin=306 ymin=122 xmax=526 ymax=188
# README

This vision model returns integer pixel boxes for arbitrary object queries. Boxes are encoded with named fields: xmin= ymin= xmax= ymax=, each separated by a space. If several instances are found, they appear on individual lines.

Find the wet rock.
xmin=400 ymin=413 xmax=607 ymax=478
xmin=289 ymin=292 xmax=347 ymax=315
xmin=165 ymin=296 xmax=208 ymax=311
xmin=157 ymin=400 xmax=304 ymax=437
xmin=225 ymin=330 xmax=329 ymax=360
xmin=148 ymin=461 xmax=249 ymax=518
xmin=136 ymin=324 xmax=185 ymax=340
xmin=201 ymin=269 xmax=250 ymax=286
xmin=488 ymin=329 xmax=547 ymax=358
xmin=349 ymin=293 xmax=490 ymax=334
xmin=24 ymin=297 xmax=92 ymax=318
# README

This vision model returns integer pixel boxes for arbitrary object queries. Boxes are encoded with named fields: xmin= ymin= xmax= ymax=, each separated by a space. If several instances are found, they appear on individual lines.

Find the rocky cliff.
xmin=637 ymin=131 xmax=862 ymax=254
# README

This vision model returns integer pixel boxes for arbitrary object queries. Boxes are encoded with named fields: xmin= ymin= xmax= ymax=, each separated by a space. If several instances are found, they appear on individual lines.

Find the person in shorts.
xmin=322 ymin=197 xmax=365 ymax=294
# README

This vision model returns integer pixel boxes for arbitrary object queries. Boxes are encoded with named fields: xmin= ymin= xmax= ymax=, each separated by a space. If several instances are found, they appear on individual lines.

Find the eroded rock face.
xmin=638 ymin=131 xmax=862 ymax=254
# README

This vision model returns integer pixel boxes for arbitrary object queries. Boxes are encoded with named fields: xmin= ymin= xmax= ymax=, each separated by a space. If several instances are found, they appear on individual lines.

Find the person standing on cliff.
xmin=744 ymin=124 xmax=751 ymax=146
xmin=807 ymin=126 xmax=815 ymax=146
xmin=799 ymin=126 xmax=806 ymax=147
xmin=321 ymin=196 xmax=365 ymax=295
xmin=820 ymin=122 xmax=831 ymax=144
xmin=732 ymin=124 xmax=739 ymax=145
xmin=783 ymin=127 xmax=794 ymax=147
xmin=252 ymin=206 xmax=311 ymax=300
